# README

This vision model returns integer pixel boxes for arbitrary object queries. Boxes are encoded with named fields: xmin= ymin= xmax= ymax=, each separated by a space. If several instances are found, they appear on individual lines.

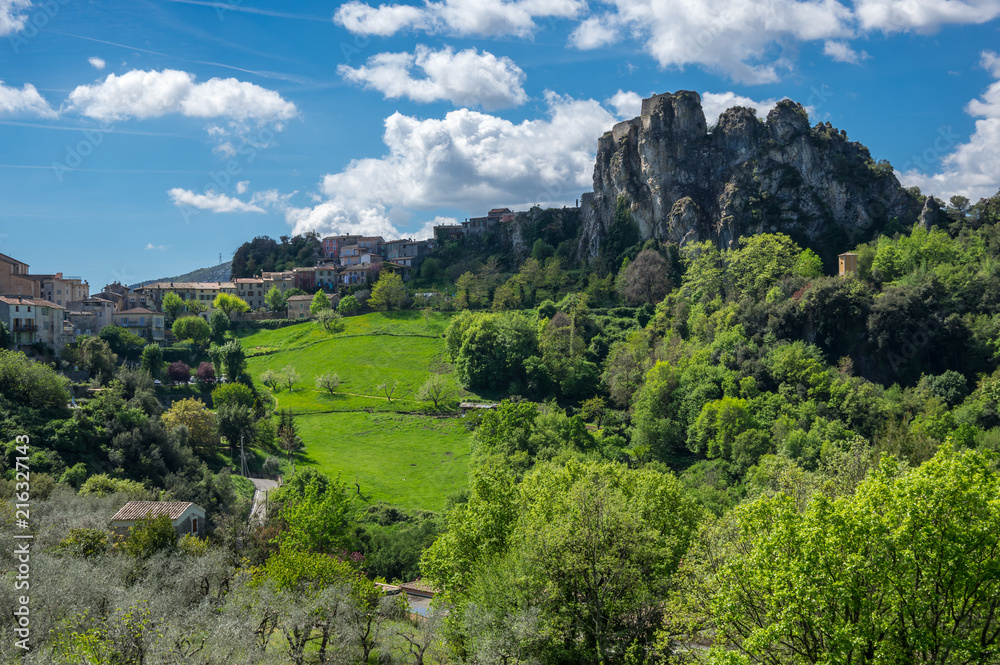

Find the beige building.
xmin=0 ymin=253 xmax=40 ymax=298
xmin=31 ymin=273 xmax=90 ymax=306
xmin=113 ymin=307 xmax=165 ymax=342
xmin=261 ymin=271 xmax=295 ymax=294
xmin=286 ymin=294 xmax=315 ymax=319
xmin=137 ymin=282 xmax=237 ymax=316
xmin=0 ymin=296 xmax=68 ymax=352
xmin=234 ymin=278 xmax=266 ymax=310
xmin=66 ymin=297 xmax=115 ymax=332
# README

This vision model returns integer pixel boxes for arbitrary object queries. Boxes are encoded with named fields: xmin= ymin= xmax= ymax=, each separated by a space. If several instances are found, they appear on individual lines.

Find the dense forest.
xmin=2 ymin=187 xmax=1000 ymax=663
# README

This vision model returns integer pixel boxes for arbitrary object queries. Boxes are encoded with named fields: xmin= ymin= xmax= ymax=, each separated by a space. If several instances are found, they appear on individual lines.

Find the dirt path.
xmin=248 ymin=477 xmax=279 ymax=523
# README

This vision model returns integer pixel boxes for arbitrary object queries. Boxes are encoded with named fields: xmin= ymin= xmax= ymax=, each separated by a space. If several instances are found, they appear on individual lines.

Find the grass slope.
xmin=239 ymin=312 xmax=475 ymax=511
xmin=295 ymin=412 xmax=470 ymax=512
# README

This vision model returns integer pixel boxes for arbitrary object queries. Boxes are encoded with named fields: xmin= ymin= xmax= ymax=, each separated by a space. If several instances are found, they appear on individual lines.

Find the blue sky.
xmin=0 ymin=0 xmax=998 ymax=285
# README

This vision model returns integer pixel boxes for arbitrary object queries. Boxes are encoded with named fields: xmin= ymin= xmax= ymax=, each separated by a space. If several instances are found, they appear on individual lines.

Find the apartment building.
xmin=137 ymin=282 xmax=237 ymax=315
xmin=0 ymin=296 xmax=67 ymax=352
xmin=31 ymin=273 xmax=90 ymax=306
xmin=66 ymin=297 xmax=116 ymax=331
xmin=112 ymin=307 xmax=165 ymax=342
xmin=234 ymin=278 xmax=266 ymax=310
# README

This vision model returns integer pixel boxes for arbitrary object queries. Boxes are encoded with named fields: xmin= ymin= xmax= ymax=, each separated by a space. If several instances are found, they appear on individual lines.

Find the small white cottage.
xmin=111 ymin=501 xmax=206 ymax=538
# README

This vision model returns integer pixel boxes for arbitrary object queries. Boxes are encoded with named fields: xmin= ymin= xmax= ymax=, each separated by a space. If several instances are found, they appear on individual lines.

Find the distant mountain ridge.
xmin=130 ymin=261 xmax=232 ymax=289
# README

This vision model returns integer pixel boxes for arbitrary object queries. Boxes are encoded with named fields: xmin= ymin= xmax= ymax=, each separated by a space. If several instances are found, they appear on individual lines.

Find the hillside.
xmin=130 ymin=260 xmax=232 ymax=288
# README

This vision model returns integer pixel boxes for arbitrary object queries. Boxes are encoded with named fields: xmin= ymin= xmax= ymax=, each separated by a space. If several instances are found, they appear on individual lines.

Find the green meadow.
xmin=239 ymin=312 xmax=477 ymax=510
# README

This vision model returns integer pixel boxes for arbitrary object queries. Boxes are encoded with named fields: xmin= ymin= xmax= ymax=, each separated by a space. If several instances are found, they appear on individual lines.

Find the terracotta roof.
xmin=286 ymin=294 xmax=314 ymax=301
xmin=488 ymin=207 xmax=512 ymax=214
xmin=140 ymin=282 xmax=235 ymax=290
xmin=234 ymin=278 xmax=264 ymax=284
xmin=116 ymin=307 xmax=156 ymax=315
xmin=0 ymin=296 xmax=65 ymax=309
xmin=111 ymin=501 xmax=202 ymax=521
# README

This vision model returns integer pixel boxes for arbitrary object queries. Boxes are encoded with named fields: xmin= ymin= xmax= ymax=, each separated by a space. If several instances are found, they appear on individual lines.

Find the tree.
xmin=161 ymin=291 xmax=185 ymax=320
xmin=338 ymin=295 xmax=360 ymax=316
xmin=277 ymin=473 xmax=350 ymax=553
xmin=213 ymin=292 xmax=251 ymax=318
xmin=139 ymin=344 xmax=163 ymax=379
xmin=0 ymin=349 xmax=70 ymax=409
xmin=376 ymin=380 xmax=399 ymax=403
xmin=195 ymin=361 xmax=216 ymax=384
xmin=416 ymin=373 xmax=458 ymax=410
xmin=161 ymin=397 xmax=219 ymax=453
xmin=309 ymin=291 xmax=331 ymax=315
xmin=216 ymin=402 xmax=255 ymax=457
xmin=212 ymin=382 xmax=255 ymax=410
xmin=167 ymin=361 xmax=191 ymax=383
xmin=277 ymin=409 xmax=300 ymax=462
xmin=0 ymin=320 xmax=8 ymax=350
xmin=265 ymin=285 xmax=287 ymax=313
xmin=282 ymin=365 xmax=300 ymax=392
xmin=601 ymin=195 xmax=641 ymax=270
xmin=369 ymin=272 xmax=407 ymax=310
xmin=315 ymin=309 xmax=344 ymax=333
xmin=209 ymin=309 xmax=230 ymax=342
xmin=316 ymin=373 xmax=340 ymax=394
xmin=700 ymin=445 xmax=1000 ymax=664
xmin=260 ymin=369 xmax=282 ymax=392
xmin=794 ymin=247 xmax=824 ymax=278
xmin=77 ymin=336 xmax=118 ymax=384
xmin=729 ymin=232 xmax=802 ymax=294
xmin=218 ymin=339 xmax=247 ymax=382
xmin=618 ymin=248 xmax=672 ymax=304
xmin=98 ymin=325 xmax=146 ymax=360
xmin=171 ymin=316 xmax=211 ymax=346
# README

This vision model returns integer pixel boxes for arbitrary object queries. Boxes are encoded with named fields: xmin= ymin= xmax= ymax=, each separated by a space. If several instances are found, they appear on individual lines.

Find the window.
xmin=191 ymin=517 xmax=198 ymax=534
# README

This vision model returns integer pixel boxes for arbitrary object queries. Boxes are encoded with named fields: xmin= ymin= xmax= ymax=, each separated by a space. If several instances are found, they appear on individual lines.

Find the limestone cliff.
xmin=578 ymin=91 xmax=919 ymax=261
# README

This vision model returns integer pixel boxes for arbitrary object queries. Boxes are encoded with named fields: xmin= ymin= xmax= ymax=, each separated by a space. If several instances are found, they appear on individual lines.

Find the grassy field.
xmin=238 ymin=312 xmax=476 ymax=511
xmin=294 ymin=411 xmax=471 ymax=512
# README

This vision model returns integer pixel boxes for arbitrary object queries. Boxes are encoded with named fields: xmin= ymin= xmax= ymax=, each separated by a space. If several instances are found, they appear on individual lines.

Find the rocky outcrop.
xmin=579 ymin=91 xmax=919 ymax=261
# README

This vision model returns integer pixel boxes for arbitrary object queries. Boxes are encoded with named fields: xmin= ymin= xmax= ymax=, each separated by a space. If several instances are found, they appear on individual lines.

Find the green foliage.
xmin=161 ymin=291 xmax=185 ymax=319
xmin=264 ymin=284 xmax=287 ymax=312
xmin=0 ymin=320 xmax=9 ymax=350
xmin=161 ymin=397 xmax=219 ymax=453
xmin=309 ymin=291 xmax=331 ymax=315
xmin=122 ymin=513 xmax=177 ymax=558
xmin=416 ymin=373 xmax=458 ymax=410
xmin=77 ymin=336 xmax=118 ymax=384
xmin=705 ymin=445 xmax=1000 ymax=664
xmin=139 ymin=344 xmax=163 ymax=379
xmin=209 ymin=309 xmax=230 ymax=342
xmin=171 ymin=316 xmax=211 ymax=346
xmin=793 ymin=247 xmax=824 ymax=278
xmin=78 ymin=473 xmax=148 ymax=498
xmin=211 ymin=382 xmax=255 ymax=410
xmin=212 ymin=292 xmax=250 ymax=317
xmin=217 ymin=339 xmax=247 ymax=382
xmin=0 ymin=349 xmax=70 ymax=409
xmin=447 ymin=311 xmax=538 ymax=390
xmin=98 ymin=325 xmax=146 ymax=360
xmin=277 ymin=473 xmax=351 ymax=554
xmin=369 ymin=271 xmax=408 ymax=310
xmin=53 ymin=528 xmax=109 ymax=558
xmin=729 ymin=232 xmax=802 ymax=294
xmin=602 ymin=195 xmax=641 ymax=269
xmin=337 ymin=294 xmax=360 ymax=315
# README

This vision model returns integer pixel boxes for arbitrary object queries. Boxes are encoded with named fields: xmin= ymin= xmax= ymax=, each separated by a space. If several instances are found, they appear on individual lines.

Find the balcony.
xmin=12 ymin=323 xmax=36 ymax=332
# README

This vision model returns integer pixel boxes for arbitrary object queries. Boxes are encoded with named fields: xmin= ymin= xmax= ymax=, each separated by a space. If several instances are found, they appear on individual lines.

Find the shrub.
xmin=122 ymin=513 xmax=177 ymax=558
xmin=212 ymin=382 xmax=255 ymax=410
xmin=78 ymin=473 xmax=149 ymax=498
xmin=195 ymin=361 xmax=216 ymax=384
xmin=167 ymin=361 xmax=191 ymax=384
xmin=263 ymin=456 xmax=281 ymax=474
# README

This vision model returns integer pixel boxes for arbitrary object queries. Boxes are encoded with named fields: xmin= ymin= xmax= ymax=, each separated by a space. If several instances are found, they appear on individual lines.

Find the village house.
xmin=341 ymin=265 xmax=370 ymax=286
xmin=433 ymin=223 xmax=464 ymax=242
xmin=261 ymin=271 xmax=295 ymax=295
xmin=286 ymin=294 xmax=315 ymax=319
xmin=340 ymin=245 xmax=362 ymax=266
xmin=112 ymin=307 xmax=165 ymax=342
xmin=0 ymin=296 xmax=68 ymax=351
xmin=322 ymin=234 xmax=362 ymax=261
xmin=65 ymin=297 xmax=115 ymax=332
xmin=234 ymin=277 xmax=266 ymax=310
xmin=136 ymin=282 xmax=237 ymax=316
xmin=462 ymin=207 xmax=513 ymax=235
xmin=111 ymin=501 xmax=206 ymax=538
xmin=29 ymin=273 xmax=90 ymax=307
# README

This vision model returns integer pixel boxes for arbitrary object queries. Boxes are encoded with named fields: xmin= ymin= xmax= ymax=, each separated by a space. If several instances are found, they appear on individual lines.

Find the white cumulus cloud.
xmin=701 ymin=91 xmax=784 ymax=124
xmin=66 ymin=69 xmax=298 ymax=123
xmin=0 ymin=81 xmax=57 ymax=117
xmin=898 ymin=50 xmax=1000 ymax=201
xmin=334 ymin=0 xmax=585 ymax=37
xmin=823 ymin=40 xmax=871 ymax=63
xmin=339 ymin=45 xmax=527 ymax=110
xmin=145 ymin=243 xmax=168 ymax=250
xmin=0 ymin=0 xmax=29 ymax=36
xmin=168 ymin=188 xmax=266 ymax=213
xmin=88 ymin=57 xmax=106 ymax=70
xmin=285 ymin=92 xmax=615 ymax=237
xmin=607 ymin=89 xmax=642 ymax=119
xmin=855 ymin=0 xmax=1000 ymax=33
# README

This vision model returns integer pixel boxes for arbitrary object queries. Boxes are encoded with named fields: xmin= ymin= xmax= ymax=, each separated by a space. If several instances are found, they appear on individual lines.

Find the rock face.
xmin=579 ymin=91 xmax=919 ymax=260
